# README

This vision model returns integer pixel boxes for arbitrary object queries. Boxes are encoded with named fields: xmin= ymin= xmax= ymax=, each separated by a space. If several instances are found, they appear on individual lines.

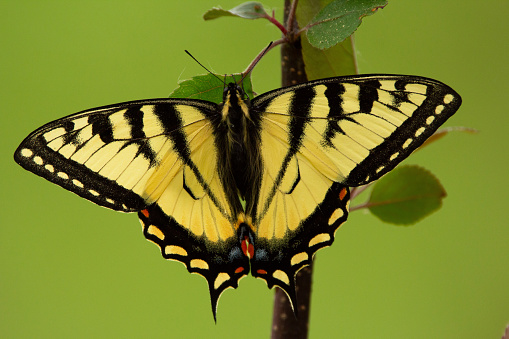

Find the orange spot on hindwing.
xmin=141 ymin=209 xmax=149 ymax=218
xmin=339 ymin=187 xmax=348 ymax=201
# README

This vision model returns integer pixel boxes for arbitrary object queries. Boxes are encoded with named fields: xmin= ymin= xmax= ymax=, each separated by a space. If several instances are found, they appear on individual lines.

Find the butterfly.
xmin=14 ymin=74 xmax=461 ymax=319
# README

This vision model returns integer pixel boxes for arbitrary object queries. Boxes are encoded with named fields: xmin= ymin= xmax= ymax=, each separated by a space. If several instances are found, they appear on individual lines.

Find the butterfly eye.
xmin=235 ymin=84 xmax=250 ymax=101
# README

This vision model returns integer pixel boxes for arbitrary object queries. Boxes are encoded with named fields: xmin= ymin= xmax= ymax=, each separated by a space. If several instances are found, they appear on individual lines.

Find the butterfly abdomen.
xmin=216 ymin=83 xmax=263 ymax=214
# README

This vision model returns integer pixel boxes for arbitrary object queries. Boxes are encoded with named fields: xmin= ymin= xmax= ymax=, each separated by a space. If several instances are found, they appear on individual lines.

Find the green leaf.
xmin=203 ymin=2 xmax=268 ymax=20
xmin=301 ymin=35 xmax=357 ymax=79
xmin=368 ymin=165 xmax=446 ymax=225
xmin=306 ymin=0 xmax=387 ymax=49
xmin=297 ymin=0 xmax=331 ymax=26
xmin=297 ymin=0 xmax=358 ymax=78
xmin=169 ymin=74 xmax=253 ymax=104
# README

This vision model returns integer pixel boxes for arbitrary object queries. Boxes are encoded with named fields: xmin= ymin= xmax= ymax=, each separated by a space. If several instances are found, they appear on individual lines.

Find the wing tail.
xmin=138 ymin=204 xmax=249 ymax=320
xmin=251 ymin=184 xmax=350 ymax=312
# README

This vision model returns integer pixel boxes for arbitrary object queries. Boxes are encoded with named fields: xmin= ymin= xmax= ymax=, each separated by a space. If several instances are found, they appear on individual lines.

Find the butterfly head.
xmin=221 ymin=82 xmax=251 ymax=121
xmin=223 ymin=82 xmax=249 ymax=101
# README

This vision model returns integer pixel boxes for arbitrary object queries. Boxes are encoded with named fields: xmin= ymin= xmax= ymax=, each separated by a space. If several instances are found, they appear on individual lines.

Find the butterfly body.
xmin=15 ymin=74 xmax=461 ymax=319
xmin=215 ymin=82 xmax=263 ymax=221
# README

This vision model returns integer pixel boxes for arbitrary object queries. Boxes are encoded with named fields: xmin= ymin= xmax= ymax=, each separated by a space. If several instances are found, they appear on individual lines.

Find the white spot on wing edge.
xmin=33 ymin=156 xmax=43 ymax=165
xmin=435 ymin=105 xmax=445 ymax=114
xmin=402 ymin=138 xmax=413 ymax=149
xmin=89 ymin=189 xmax=100 ymax=196
xmin=444 ymin=94 xmax=454 ymax=104
xmin=57 ymin=172 xmax=69 ymax=180
xmin=290 ymin=252 xmax=309 ymax=266
xmin=328 ymin=208 xmax=344 ymax=225
xmin=165 ymin=245 xmax=188 ymax=257
xmin=214 ymin=272 xmax=230 ymax=290
xmin=72 ymin=179 xmax=84 ymax=188
xmin=426 ymin=116 xmax=435 ymax=125
xmin=308 ymin=233 xmax=331 ymax=247
xmin=45 ymin=164 xmax=54 ymax=172
xmin=190 ymin=259 xmax=209 ymax=270
xmin=20 ymin=148 xmax=33 ymax=158
xmin=147 ymin=225 xmax=165 ymax=240
xmin=273 ymin=270 xmax=290 ymax=285
xmin=415 ymin=127 xmax=426 ymax=137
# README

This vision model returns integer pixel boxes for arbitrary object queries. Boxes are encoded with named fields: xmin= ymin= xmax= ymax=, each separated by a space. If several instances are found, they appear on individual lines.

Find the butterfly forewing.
xmin=253 ymin=74 xmax=461 ymax=187
xmin=14 ymin=103 xmax=159 ymax=212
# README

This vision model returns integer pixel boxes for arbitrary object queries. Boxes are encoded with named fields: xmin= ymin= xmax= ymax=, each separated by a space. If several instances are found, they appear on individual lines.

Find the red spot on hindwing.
xmin=241 ymin=236 xmax=254 ymax=259
xmin=241 ymin=238 xmax=248 ymax=256
xmin=256 ymin=269 xmax=267 ymax=275
xmin=141 ymin=209 xmax=149 ymax=218
xmin=235 ymin=267 xmax=244 ymax=274
xmin=339 ymin=187 xmax=347 ymax=201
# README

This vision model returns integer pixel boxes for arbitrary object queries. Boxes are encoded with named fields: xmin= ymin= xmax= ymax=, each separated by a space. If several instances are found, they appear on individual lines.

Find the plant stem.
xmin=271 ymin=1 xmax=311 ymax=338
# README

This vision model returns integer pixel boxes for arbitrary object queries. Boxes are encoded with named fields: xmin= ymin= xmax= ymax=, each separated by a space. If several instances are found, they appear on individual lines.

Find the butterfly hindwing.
xmin=250 ymin=183 xmax=350 ymax=306
xmin=138 ymin=204 xmax=248 ymax=320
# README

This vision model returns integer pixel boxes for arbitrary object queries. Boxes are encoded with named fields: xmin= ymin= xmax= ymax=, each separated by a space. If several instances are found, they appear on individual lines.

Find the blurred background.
xmin=1 ymin=1 xmax=507 ymax=338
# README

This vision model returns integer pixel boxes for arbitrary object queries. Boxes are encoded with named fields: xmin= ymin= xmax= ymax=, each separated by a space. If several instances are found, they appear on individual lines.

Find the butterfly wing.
xmin=14 ymin=99 xmax=249 ymax=318
xmin=248 ymin=74 xmax=461 ymax=303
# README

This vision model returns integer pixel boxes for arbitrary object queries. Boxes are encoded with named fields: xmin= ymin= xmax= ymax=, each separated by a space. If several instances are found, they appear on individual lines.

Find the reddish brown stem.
xmin=265 ymin=10 xmax=287 ymax=35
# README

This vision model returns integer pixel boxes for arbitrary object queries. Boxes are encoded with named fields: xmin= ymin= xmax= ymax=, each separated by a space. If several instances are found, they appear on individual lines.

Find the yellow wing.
xmin=252 ymin=74 xmax=461 ymax=238
xmin=247 ymin=75 xmax=461 ymax=302
xmin=14 ymin=99 xmax=250 ymax=318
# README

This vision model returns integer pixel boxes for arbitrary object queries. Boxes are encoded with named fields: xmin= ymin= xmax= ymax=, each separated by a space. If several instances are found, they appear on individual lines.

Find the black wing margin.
xmin=14 ymin=98 xmax=251 ymax=320
xmin=247 ymin=74 xmax=461 ymax=308
xmin=14 ymin=99 xmax=218 ymax=212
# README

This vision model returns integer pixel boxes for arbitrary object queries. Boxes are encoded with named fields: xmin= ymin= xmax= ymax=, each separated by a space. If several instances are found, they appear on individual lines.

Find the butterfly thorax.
xmin=217 ymin=83 xmax=262 ymax=218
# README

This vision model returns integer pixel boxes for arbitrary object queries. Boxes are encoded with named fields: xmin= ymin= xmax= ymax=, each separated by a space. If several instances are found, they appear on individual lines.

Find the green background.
xmin=1 ymin=1 xmax=508 ymax=338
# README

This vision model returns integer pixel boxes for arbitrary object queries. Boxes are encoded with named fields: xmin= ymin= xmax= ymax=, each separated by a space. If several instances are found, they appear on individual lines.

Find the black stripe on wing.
xmin=340 ymin=76 xmax=462 ymax=186
xmin=14 ymin=99 xmax=218 ymax=212
xmin=15 ymin=126 xmax=147 ymax=212
xmin=252 ymin=74 xmax=461 ymax=188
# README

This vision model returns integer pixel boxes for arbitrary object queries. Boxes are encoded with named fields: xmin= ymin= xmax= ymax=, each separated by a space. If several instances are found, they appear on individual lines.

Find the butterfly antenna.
xmin=184 ymin=50 xmax=225 ymax=86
